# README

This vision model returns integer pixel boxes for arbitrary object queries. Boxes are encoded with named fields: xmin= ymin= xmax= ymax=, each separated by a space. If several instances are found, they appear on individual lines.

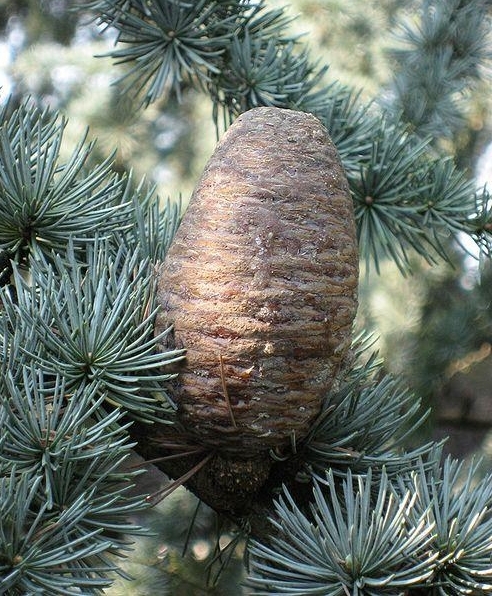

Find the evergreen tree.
xmin=1 ymin=1 xmax=492 ymax=595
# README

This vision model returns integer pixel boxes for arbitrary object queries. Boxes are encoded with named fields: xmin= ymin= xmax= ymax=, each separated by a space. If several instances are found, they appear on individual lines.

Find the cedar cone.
xmin=156 ymin=107 xmax=358 ymax=461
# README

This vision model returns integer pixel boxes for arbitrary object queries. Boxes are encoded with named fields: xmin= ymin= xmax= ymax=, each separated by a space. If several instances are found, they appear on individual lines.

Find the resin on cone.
xmin=157 ymin=107 xmax=358 ymax=455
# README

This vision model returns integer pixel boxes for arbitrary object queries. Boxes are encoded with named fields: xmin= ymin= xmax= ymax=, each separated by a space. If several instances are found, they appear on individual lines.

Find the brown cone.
xmin=156 ymin=106 xmax=358 ymax=457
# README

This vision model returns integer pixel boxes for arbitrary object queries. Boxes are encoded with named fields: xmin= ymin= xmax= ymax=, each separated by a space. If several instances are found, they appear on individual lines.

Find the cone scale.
xmin=156 ymin=107 xmax=358 ymax=461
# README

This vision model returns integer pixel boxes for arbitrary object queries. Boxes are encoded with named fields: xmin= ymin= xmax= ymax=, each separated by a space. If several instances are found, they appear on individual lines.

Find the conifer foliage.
xmin=1 ymin=1 xmax=492 ymax=594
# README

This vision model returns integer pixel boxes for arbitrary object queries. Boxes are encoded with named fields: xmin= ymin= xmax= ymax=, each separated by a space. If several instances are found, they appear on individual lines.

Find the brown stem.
xmin=219 ymin=354 xmax=237 ymax=428
xmin=146 ymin=451 xmax=214 ymax=505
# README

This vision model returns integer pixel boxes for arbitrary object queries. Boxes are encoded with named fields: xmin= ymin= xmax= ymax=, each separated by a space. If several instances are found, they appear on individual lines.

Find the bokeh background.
xmin=2 ymin=1 xmax=492 ymax=593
